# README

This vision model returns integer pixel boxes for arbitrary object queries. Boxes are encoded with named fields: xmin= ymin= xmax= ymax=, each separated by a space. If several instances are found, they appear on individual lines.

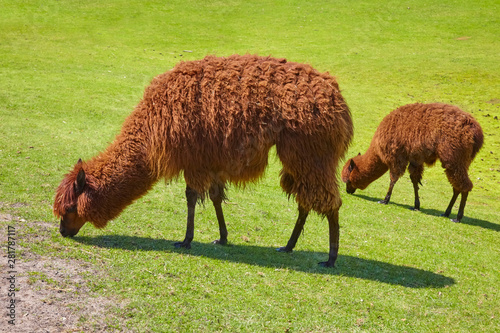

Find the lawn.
xmin=0 ymin=0 xmax=499 ymax=332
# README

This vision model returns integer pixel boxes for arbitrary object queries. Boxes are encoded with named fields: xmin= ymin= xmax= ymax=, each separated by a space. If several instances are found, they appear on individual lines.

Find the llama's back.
xmin=373 ymin=103 xmax=482 ymax=166
xmin=149 ymin=54 xmax=350 ymax=135
xmin=140 ymin=54 xmax=353 ymax=192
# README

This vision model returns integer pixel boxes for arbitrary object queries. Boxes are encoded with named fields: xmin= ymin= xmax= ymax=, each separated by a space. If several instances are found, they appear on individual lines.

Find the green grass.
xmin=1 ymin=0 xmax=499 ymax=331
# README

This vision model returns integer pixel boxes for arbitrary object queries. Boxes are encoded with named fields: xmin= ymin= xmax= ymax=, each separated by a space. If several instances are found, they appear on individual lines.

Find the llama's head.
xmin=341 ymin=153 xmax=370 ymax=194
xmin=53 ymin=159 xmax=90 ymax=237
xmin=341 ymin=157 xmax=358 ymax=194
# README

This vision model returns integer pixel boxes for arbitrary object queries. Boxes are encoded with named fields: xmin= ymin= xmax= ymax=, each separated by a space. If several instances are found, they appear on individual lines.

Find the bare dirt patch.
xmin=485 ymin=98 xmax=500 ymax=105
xmin=1 ymin=214 xmax=131 ymax=332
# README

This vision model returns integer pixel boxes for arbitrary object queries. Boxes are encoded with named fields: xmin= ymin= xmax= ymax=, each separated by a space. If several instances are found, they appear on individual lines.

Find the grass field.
xmin=1 ymin=0 xmax=499 ymax=331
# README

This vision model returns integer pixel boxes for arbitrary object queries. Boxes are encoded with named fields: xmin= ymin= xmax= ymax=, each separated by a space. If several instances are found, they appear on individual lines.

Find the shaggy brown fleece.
xmin=54 ymin=54 xmax=353 ymax=267
xmin=341 ymin=102 xmax=483 ymax=222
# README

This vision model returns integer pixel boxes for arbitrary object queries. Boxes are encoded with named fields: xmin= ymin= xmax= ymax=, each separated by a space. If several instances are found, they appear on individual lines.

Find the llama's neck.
xmin=351 ymin=147 xmax=388 ymax=190
xmin=82 ymin=129 xmax=157 ymax=226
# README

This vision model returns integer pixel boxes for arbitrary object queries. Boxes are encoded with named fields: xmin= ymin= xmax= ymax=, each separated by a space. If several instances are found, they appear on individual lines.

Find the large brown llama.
xmin=341 ymin=103 xmax=483 ymax=222
xmin=53 ymin=54 xmax=353 ymax=267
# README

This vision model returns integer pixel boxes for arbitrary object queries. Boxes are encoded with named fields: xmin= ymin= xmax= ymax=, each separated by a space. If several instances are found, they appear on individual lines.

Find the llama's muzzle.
xmin=59 ymin=221 xmax=78 ymax=237
xmin=345 ymin=182 xmax=356 ymax=194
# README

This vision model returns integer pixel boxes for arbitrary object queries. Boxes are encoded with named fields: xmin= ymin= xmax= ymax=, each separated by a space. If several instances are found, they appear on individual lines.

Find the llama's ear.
xmin=349 ymin=158 xmax=356 ymax=171
xmin=75 ymin=167 xmax=86 ymax=194
xmin=357 ymin=153 xmax=361 ymax=156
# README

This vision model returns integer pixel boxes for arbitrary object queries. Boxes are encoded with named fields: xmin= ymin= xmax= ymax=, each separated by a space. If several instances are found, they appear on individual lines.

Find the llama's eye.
xmin=66 ymin=205 xmax=77 ymax=213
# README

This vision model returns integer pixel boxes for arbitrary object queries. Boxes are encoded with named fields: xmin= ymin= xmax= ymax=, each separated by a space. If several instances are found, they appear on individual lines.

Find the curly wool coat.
xmin=341 ymin=102 xmax=483 ymax=221
xmin=54 ymin=54 xmax=353 ymax=229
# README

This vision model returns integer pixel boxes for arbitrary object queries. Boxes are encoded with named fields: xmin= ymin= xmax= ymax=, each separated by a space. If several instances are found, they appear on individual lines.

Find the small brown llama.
xmin=53 ymin=54 xmax=353 ymax=267
xmin=341 ymin=102 xmax=483 ymax=222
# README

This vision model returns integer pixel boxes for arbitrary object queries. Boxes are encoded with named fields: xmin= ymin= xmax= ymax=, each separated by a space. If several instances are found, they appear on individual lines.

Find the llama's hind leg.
xmin=454 ymin=191 xmax=469 ymax=222
xmin=442 ymin=188 xmax=459 ymax=218
xmin=442 ymin=166 xmax=473 ymax=222
xmin=209 ymin=183 xmax=228 ymax=245
xmin=277 ymin=205 xmax=340 ymax=268
xmin=174 ymin=186 xmax=198 ymax=249
xmin=408 ymin=163 xmax=424 ymax=211
xmin=442 ymin=188 xmax=468 ymax=222
xmin=277 ymin=205 xmax=309 ymax=253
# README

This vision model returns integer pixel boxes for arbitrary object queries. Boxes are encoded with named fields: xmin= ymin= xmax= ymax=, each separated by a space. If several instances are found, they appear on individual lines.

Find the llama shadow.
xmin=353 ymin=194 xmax=499 ymax=232
xmin=74 ymin=235 xmax=454 ymax=289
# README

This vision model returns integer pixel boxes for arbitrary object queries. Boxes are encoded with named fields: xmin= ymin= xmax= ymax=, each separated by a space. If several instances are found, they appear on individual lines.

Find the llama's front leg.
xmin=453 ymin=191 xmax=469 ymax=223
xmin=380 ymin=166 xmax=405 ymax=205
xmin=174 ymin=186 xmax=198 ymax=249
xmin=318 ymin=208 xmax=340 ymax=268
xmin=441 ymin=188 xmax=459 ymax=219
xmin=408 ymin=163 xmax=424 ymax=211
xmin=411 ymin=181 xmax=421 ymax=211
xmin=378 ymin=180 xmax=396 ymax=204
xmin=277 ymin=205 xmax=309 ymax=253
xmin=209 ymin=183 xmax=228 ymax=245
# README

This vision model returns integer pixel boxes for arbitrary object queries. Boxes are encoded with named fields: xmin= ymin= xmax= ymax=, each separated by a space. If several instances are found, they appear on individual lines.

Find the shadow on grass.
xmin=74 ymin=234 xmax=454 ymax=289
xmin=353 ymin=194 xmax=499 ymax=232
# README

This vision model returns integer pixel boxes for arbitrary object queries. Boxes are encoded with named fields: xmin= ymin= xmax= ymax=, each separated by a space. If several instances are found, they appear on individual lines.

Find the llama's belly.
xmin=222 ymin=143 xmax=274 ymax=184
xmin=408 ymin=147 xmax=438 ymax=166
xmin=182 ymin=140 xmax=274 ymax=190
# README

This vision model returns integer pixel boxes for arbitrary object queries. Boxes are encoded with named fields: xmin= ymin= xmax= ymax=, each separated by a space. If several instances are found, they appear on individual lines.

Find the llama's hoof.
xmin=450 ymin=218 xmax=461 ymax=223
xmin=378 ymin=200 xmax=388 ymax=205
xmin=411 ymin=207 xmax=420 ymax=211
xmin=440 ymin=212 xmax=450 ymax=218
xmin=318 ymin=261 xmax=335 ymax=268
xmin=174 ymin=241 xmax=191 ymax=249
xmin=276 ymin=246 xmax=292 ymax=253
xmin=212 ymin=239 xmax=227 ymax=245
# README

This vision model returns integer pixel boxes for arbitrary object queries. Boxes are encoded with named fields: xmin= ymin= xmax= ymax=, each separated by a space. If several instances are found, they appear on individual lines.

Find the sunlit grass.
xmin=1 ymin=0 xmax=499 ymax=331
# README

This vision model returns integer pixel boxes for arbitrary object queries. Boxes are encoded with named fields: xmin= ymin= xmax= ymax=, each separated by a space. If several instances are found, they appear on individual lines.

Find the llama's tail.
xmin=471 ymin=121 xmax=484 ymax=160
